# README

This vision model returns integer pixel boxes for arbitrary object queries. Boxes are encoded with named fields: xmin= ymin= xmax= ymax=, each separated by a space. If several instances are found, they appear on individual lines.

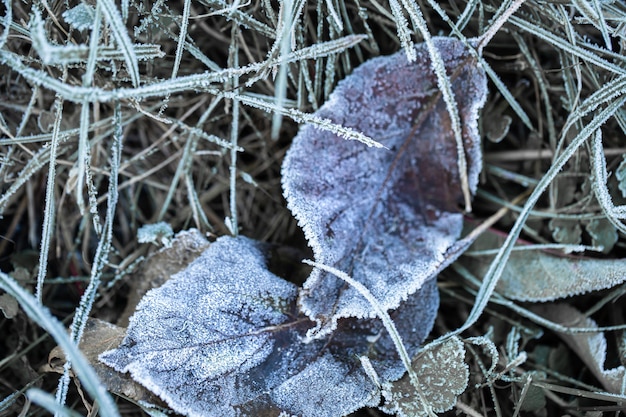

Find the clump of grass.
xmin=1 ymin=0 xmax=626 ymax=415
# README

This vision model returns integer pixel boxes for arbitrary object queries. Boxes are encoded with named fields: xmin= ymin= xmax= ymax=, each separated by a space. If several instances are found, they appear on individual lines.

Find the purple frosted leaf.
xmin=282 ymin=37 xmax=487 ymax=334
xmin=100 ymin=235 xmax=437 ymax=417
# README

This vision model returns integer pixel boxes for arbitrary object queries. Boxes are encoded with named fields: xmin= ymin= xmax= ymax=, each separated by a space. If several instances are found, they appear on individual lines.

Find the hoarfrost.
xmin=282 ymin=37 xmax=487 ymax=335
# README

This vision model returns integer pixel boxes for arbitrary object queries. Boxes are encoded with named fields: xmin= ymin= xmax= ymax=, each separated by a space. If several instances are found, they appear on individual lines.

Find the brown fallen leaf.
xmin=118 ymin=229 xmax=210 ymax=326
xmin=0 ymin=293 xmax=18 ymax=318
xmin=41 ymin=318 xmax=164 ymax=407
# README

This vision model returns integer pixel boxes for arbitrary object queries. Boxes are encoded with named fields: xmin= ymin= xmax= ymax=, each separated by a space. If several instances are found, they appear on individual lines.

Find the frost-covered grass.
xmin=1 ymin=0 xmax=626 ymax=415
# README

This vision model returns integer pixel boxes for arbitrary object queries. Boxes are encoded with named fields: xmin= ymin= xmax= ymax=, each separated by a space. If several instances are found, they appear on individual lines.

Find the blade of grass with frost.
xmin=424 ymin=0 xmax=533 ymax=131
xmin=510 ymin=16 xmax=625 ymax=75
xmin=456 ymin=0 xmax=479 ymax=31
xmin=172 ymin=0 xmax=190 ymax=80
xmin=271 ymin=0 xmax=294 ymax=140
xmin=202 ymin=0 xmax=275 ymax=37
xmin=325 ymin=0 xmax=343 ymax=30
xmin=513 ymin=32 xmax=556 ymax=149
xmin=482 ymin=62 xmax=533 ymax=129
xmin=0 ymin=273 xmax=120 ymax=417
xmin=57 ymin=101 xmax=123 ymax=408
xmin=303 ymin=260 xmax=435 ymax=417
xmin=158 ymin=100 xmax=224 ymax=221
xmin=423 ymin=0 xmax=465 ymax=40
xmin=388 ymin=0 xmax=415 ymax=62
xmin=29 ymin=10 xmax=89 ymax=65
xmin=560 ymin=75 xmax=626 ymax=139
xmin=573 ymin=0 xmax=612 ymax=51
xmin=217 ymin=89 xmax=385 ymax=147
xmin=476 ymin=0 xmax=526 ymax=53
xmin=227 ymin=26 xmax=240 ymax=236
xmin=441 ymin=96 xmax=626 ymax=343
xmin=16 ymin=86 xmax=38 ymax=138
xmin=0 ymin=144 xmax=57 ymax=213
xmin=0 ymin=34 xmax=364 ymax=103
xmin=98 ymin=0 xmax=139 ymax=86
xmin=590 ymin=131 xmax=626 ymax=234
xmin=27 ymin=389 xmax=84 ymax=417
xmin=422 ymin=0 xmax=534 ymax=132
xmin=0 ymin=0 xmax=10 ymax=49
xmin=76 ymin=3 xmax=103 ymax=218
xmin=35 ymin=97 xmax=63 ymax=302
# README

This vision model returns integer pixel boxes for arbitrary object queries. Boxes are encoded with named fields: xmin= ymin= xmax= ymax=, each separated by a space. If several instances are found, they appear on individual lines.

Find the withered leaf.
xmin=282 ymin=37 xmax=487 ymax=335
xmin=462 ymin=226 xmax=626 ymax=301
xmin=41 ymin=318 xmax=163 ymax=407
xmin=532 ymin=303 xmax=626 ymax=394
xmin=381 ymin=336 xmax=468 ymax=417
xmin=100 ymin=235 xmax=438 ymax=417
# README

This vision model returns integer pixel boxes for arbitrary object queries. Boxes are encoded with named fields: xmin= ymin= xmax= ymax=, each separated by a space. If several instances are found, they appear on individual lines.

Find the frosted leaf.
xmin=282 ymin=37 xmax=487 ymax=335
xmin=100 ymin=236 xmax=438 ymax=417
xmin=137 ymin=222 xmax=174 ymax=247
xmin=0 ymin=293 xmax=18 ymax=319
xmin=583 ymin=218 xmax=618 ymax=254
xmin=62 ymin=4 xmax=96 ymax=31
xmin=381 ymin=336 xmax=468 ymax=417
xmin=462 ymin=227 xmax=626 ymax=301
xmin=532 ymin=303 xmax=626 ymax=393
xmin=548 ymin=218 xmax=582 ymax=245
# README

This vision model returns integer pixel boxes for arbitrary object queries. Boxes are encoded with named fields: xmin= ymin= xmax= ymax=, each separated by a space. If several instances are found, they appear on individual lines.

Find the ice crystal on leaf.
xmin=282 ymin=37 xmax=487 ymax=336
xmin=100 ymin=235 xmax=438 ymax=417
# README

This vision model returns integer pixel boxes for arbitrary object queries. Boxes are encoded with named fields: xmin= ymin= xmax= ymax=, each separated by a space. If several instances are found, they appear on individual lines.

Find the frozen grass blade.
xmin=157 ymin=103 xmax=211 ymax=222
xmin=513 ymin=32 xmax=556 ymax=149
xmin=398 ymin=0 xmax=474 ymax=211
xmin=271 ymin=0 xmax=294 ymax=140
xmin=202 ymin=0 xmax=275 ymax=38
xmin=172 ymin=0 xmax=191 ymax=80
xmin=0 ymin=0 xmax=10 ymax=49
xmin=98 ymin=0 xmax=139 ymax=86
xmin=27 ymin=389 xmax=83 ymax=417
xmin=35 ymin=97 xmax=64 ymax=302
xmin=590 ymin=130 xmax=626 ymax=234
xmin=56 ymin=100 xmax=123 ymax=408
xmin=476 ymin=0 xmax=526 ymax=53
xmin=510 ymin=16 xmax=626 ymax=75
xmin=76 ymin=3 xmax=103 ymax=219
xmin=228 ymin=26 xmax=240 ymax=236
xmin=388 ymin=0 xmax=415 ymax=62
xmin=573 ymin=0 xmax=612 ymax=51
xmin=29 ymin=10 xmax=89 ymax=65
xmin=481 ymin=61 xmax=533 ymax=130
xmin=216 ymin=90 xmax=385 ymax=148
xmin=0 ymin=272 xmax=120 ymax=417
